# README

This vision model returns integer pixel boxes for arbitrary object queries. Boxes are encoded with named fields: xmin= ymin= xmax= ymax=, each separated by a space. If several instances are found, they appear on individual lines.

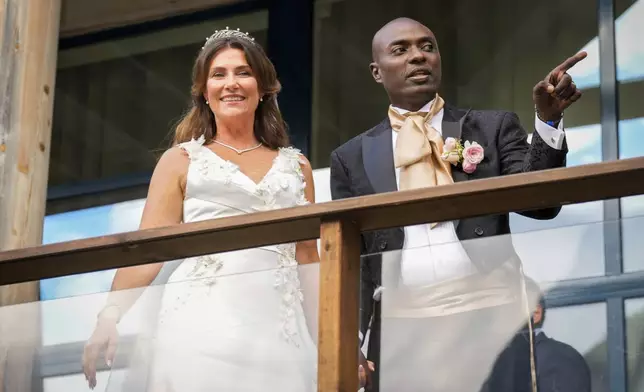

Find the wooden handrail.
xmin=1 ymin=156 xmax=643 ymax=285
xmin=2 ymin=156 xmax=644 ymax=392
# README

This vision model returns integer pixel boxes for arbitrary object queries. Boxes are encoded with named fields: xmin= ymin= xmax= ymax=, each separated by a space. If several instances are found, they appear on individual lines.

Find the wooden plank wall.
xmin=0 ymin=0 xmax=62 ymax=390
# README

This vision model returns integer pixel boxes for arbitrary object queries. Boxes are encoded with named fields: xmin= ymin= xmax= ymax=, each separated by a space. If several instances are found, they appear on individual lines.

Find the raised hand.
xmin=533 ymin=51 xmax=587 ymax=122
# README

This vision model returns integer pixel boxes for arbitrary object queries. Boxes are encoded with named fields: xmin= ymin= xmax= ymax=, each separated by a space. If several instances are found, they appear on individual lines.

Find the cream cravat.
xmin=388 ymin=94 xmax=453 ymax=193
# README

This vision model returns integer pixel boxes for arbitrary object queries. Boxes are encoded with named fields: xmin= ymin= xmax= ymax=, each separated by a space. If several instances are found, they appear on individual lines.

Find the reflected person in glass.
xmin=329 ymin=17 xmax=587 ymax=392
xmin=81 ymin=28 xmax=321 ymax=391
xmin=519 ymin=278 xmax=591 ymax=392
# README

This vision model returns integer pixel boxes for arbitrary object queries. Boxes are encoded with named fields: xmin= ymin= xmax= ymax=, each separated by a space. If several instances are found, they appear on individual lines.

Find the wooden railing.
xmin=2 ymin=156 xmax=644 ymax=391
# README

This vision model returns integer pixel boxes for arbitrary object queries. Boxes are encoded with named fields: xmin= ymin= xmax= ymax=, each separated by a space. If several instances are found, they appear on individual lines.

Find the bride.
xmin=82 ymin=29 xmax=320 ymax=391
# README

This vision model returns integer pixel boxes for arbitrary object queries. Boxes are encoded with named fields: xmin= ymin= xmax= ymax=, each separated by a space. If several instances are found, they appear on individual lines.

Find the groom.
xmin=330 ymin=17 xmax=585 ymax=391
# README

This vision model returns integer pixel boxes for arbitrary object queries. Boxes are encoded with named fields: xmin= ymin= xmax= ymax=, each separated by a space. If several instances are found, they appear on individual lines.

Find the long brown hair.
xmin=172 ymin=36 xmax=289 ymax=149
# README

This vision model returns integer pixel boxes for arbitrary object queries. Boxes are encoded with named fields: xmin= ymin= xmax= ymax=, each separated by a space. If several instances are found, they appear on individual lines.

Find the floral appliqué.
xmin=254 ymin=146 xmax=310 ymax=345
xmin=188 ymin=254 xmax=224 ymax=286
xmin=254 ymin=146 xmax=310 ymax=210
xmin=441 ymin=138 xmax=485 ymax=174
xmin=178 ymin=135 xmax=240 ymax=184
xmin=158 ymin=254 xmax=224 ymax=323
xmin=275 ymin=243 xmax=304 ymax=345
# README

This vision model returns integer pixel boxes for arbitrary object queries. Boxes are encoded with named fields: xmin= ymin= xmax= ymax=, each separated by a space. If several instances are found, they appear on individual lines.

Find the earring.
xmin=206 ymin=100 xmax=209 ymax=104
xmin=260 ymin=97 xmax=263 ymax=102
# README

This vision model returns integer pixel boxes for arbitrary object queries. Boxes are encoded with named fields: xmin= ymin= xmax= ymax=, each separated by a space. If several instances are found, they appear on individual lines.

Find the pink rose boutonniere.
xmin=441 ymin=138 xmax=484 ymax=174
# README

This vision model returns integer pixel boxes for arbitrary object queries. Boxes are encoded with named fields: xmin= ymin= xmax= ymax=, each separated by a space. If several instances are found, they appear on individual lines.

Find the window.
xmin=615 ymin=0 xmax=644 ymax=272
xmin=625 ymin=298 xmax=644 ymax=391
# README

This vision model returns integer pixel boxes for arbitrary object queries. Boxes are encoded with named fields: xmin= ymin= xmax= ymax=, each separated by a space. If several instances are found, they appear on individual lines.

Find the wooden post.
xmin=318 ymin=219 xmax=361 ymax=392
xmin=0 ymin=0 xmax=62 ymax=390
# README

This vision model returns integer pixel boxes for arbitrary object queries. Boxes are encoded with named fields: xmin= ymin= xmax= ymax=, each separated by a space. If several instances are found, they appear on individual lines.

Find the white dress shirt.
xmin=391 ymin=100 xmax=565 ymax=287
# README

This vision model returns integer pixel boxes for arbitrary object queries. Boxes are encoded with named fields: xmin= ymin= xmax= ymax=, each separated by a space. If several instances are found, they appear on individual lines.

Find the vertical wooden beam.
xmin=0 ymin=0 xmax=62 ymax=390
xmin=318 ymin=219 xmax=360 ymax=392
xmin=0 ymin=0 xmax=61 ymax=297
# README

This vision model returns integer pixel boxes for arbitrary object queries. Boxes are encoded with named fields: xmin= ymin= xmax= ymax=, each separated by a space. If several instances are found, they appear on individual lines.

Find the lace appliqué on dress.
xmin=255 ymin=147 xmax=311 ymax=345
xmin=179 ymin=135 xmax=239 ymax=185
xmin=254 ymin=146 xmax=310 ymax=210
xmin=188 ymin=254 xmax=224 ymax=286
xmin=157 ymin=253 xmax=224 ymax=324
xmin=275 ymin=243 xmax=304 ymax=345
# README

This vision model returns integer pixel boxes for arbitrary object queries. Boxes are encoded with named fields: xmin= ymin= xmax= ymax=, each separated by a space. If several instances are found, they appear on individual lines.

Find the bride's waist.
xmin=204 ymin=244 xmax=295 ymax=259
xmin=167 ymin=245 xmax=297 ymax=283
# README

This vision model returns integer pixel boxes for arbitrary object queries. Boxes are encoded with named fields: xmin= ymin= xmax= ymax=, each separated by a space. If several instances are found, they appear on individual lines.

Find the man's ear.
xmin=533 ymin=304 xmax=543 ymax=325
xmin=370 ymin=62 xmax=382 ymax=84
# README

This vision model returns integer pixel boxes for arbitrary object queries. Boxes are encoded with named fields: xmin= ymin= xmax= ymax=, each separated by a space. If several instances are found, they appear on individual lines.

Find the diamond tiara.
xmin=202 ymin=27 xmax=255 ymax=49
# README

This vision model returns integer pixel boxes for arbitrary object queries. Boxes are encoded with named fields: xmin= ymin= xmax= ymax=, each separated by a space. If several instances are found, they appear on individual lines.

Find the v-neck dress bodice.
xmin=183 ymin=135 xmax=309 ymax=220
xmin=145 ymin=136 xmax=317 ymax=391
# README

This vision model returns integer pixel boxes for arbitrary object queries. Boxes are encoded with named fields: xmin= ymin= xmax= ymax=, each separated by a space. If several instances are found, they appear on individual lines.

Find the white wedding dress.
xmin=113 ymin=136 xmax=318 ymax=391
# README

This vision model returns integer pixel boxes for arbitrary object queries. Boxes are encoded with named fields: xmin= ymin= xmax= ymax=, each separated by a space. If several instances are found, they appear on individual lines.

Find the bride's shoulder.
xmin=155 ymin=146 xmax=190 ymax=176
xmin=278 ymin=146 xmax=312 ymax=172
xmin=278 ymin=146 xmax=308 ymax=164
xmin=297 ymin=153 xmax=312 ymax=172
xmin=278 ymin=146 xmax=314 ymax=192
xmin=147 ymin=146 xmax=190 ymax=193
xmin=163 ymin=145 xmax=192 ymax=161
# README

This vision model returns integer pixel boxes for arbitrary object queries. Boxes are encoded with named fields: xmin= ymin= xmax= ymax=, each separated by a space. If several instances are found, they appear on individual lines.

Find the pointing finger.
xmin=557 ymin=51 xmax=587 ymax=72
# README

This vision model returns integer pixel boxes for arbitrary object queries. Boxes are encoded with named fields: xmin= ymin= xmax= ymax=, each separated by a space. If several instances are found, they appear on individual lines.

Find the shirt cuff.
xmin=534 ymin=115 xmax=565 ymax=150
xmin=373 ymin=286 xmax=385 ymax=301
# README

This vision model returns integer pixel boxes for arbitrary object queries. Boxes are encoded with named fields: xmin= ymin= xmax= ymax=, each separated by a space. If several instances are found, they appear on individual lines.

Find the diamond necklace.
xmin=213 ymin=139 xmax=263 ymax=155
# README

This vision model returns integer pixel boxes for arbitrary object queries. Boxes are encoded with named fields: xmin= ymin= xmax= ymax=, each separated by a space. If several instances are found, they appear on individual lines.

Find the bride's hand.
xmin=82 ymin=308 xmax=120 ymax=389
